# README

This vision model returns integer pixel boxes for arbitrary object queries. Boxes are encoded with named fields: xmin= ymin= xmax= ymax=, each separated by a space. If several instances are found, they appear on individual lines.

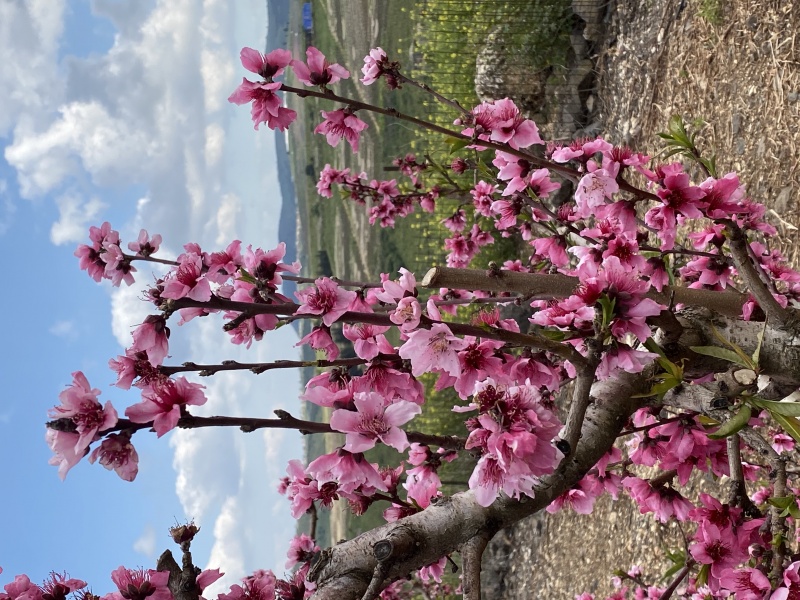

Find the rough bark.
xmin=308 ymin=372 xmax=648 ymax=600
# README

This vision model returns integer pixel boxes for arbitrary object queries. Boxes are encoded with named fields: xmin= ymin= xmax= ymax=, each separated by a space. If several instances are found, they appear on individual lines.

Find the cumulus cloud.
xmin=133 ymin=523 xmax=158 ymax=558
xmin=5 ymin=0 xmax=301 ymax=584
xmin=0 ymin=1 xmax=66 ymax=136
xmin=50 ymin=192 xmax=106 ymax=244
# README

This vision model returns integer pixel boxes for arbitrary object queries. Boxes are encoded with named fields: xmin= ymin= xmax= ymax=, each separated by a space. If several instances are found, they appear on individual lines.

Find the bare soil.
xmin=482 ymin=0 xmax=800 ymax=597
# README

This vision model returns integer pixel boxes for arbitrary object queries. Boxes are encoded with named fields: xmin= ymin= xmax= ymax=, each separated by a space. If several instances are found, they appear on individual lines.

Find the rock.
xmin=474 ymin=24 xmax=551 ymax=114
xmin=572 ymin=0 xmax=607 ymax=42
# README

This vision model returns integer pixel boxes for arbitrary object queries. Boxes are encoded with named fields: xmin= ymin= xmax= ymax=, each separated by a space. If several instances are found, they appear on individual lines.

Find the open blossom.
xmin=314 ymin=108 xmax=368 ymax=152
xmin=295 ymin=277 xmax=357 ymax=326
xmin=292 ymin=46 xmax=350 ymax=86
xmin=50 ymin=371 xmax=118 ymax=454
xmin=329 ymin=391 xmax=421 ymax=452
xmin=125 ymin=377 xmax=207 ymax=437
xmin=398 ymin=323 xmax=468 ymax=377
xmin=295 ymin=325 xmax=339 ymax=360
xmin=127 ymin=229 xmax=161 ymax=257
xmin=239 ymin=47 xmax=292 ymax=80
xmin=160 ymin=253 xmax=211 ymax=302
xmin=130 ymin=314 xmax=170 ymax=366
xmin=89 ymin=432 xmax=138 ymax=481
xmin=228 ymin=78 xmax=296 ymax=131
xmin=106 ymin=568 xmax=172 ymax=600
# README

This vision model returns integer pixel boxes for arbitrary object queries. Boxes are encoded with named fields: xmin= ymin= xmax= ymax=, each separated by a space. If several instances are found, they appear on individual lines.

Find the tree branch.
xmin=460 ymin=532 xmax=492 ymax=600
xmin=307 ymin=372 xmax=648 ymax=599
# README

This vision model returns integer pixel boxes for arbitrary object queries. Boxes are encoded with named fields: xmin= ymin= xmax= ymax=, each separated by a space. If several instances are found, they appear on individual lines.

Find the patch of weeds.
xmin=697 ymin=0 xmax=723 ymax=25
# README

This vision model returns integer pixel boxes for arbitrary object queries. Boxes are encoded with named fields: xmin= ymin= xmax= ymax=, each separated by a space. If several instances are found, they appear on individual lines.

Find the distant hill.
xmin=266 ymin=0 xmax=299 ymax=320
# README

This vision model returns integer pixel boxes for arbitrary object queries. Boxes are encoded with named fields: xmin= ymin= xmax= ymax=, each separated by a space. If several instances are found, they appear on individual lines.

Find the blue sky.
xmin=0 ymin=1 xmax=302 ymax=595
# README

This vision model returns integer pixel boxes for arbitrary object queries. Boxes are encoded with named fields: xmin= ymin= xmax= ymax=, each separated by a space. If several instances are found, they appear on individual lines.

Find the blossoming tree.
xmin=15 ymin=44 xmax=800 ymax=600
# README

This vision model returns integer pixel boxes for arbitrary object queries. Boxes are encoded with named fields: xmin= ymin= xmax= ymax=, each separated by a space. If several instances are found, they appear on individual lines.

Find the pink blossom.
xmin=127 ymin=229 xmax=162 ymax=257
xmin=161 ymin=253 xmax=212 ymax=302
xmin=314 ymin=109 xmax=368 ymax=152
xmin=330 ymin=391 xmax=421 ymax=452
xmin=342 ymin=323 xmax=389 ymax=359
xmin=306 ymin=450 xmax=387 ymax=496
xmin=108 ymin=568 xmax=171 ymax=600
xmin=125 ymin=377 xmax=207 ymax=437
xmin=239 ymin=47 xmax=292 ymax=80
xmin=46 ymin=430 xmax=85 ymax=480
xmin=399 ymin=323 xmax=468 ymax=377
xmin=487 ymin=98 xmax=542 ymax=149
xmin=360 ymin=47 xmax=388 ymax=85
xmin=622 ymin=477 xmax=693 ymax=523
xmin=574 ymin=166 xmax=619 ymax=218
xmin=717 ymin=568 xmax=770 ymax=600
xmin=292 ymin=46 xmax=350 ymax=87
xmin=295 ymin=326 xmax=339 ymax=360
xmin=773 ymin=561 xmax=800 ymax=600
xmin=219 ymin=570 xmax=276 ymax=600
xmin=50 ymin=371 xmax=118 ymax=453
xmin=295 ymin=277 xmax=357 ymax=326
xmin=390 ymin=296 xmax=422 ymax=332
xmin=285 ymin=534 xmax=319 ymax=569
xmin=228 ymin=78 xmax=297 ymax=131
xmin=88 ymin=432 xmax=139 ymax=481
xmin=130 ymin=315 xmax=170 ymax=366
xmin=103 ymin=243 xmax=137 ymax=286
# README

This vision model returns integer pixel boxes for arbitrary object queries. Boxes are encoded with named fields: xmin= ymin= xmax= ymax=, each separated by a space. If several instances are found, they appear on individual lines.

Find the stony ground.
xmin=481 ymin=0 xmax=800 ymax=597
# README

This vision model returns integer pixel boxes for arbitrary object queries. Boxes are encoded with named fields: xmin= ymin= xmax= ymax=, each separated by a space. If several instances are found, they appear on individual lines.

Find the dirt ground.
xmin=482 ymin=0 xmax=800 ymax=598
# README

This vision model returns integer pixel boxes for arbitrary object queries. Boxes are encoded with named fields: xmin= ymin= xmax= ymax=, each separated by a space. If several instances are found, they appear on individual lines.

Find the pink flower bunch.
xmin=329 ymin=391 xmax=421 ymax=453
xmin=279 ymin=459 xmax=340 ymax=518
xmin=462 ymin=380 xmax=563 ymax=506
xmin=125 ymin=377 xmax=207 ymax=437
xmin=228 ymin=47 xmax=299 ymax=130
xmin=49 ymin=371 xmax=118 ymax=454
xmin=314 ymin=108 xmax=368 ymax=152
xmin=456 ymin=98 xmax=542 ymax=149
xmin=74 ymin=222 xmax=137 ymax=286
xmin=295 ymin=277 xmax=357 ymax=326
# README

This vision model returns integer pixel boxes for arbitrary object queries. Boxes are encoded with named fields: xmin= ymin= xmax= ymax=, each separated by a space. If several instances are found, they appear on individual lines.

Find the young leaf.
xmin=749 ymin=397 xmax=800 ymax=417
xmin=690 ymin=345 xmax=751 ymax=368
xmin=707 ymin=404 xmax=752 ymax=439
xmin=709 ymin=325 xmax=756 ymax=370
xmin=752 ymin=320 xmax=767 ymax=367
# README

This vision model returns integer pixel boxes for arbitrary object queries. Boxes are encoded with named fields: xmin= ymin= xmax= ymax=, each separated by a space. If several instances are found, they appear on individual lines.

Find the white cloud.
xmin=49 ymin=319 xmax=78 ymax=340
xmin=110 ymin=284 xmax=154 ymax=348
xmin=215 ymin=193 xmax=241 ymax=245
xmin=50 ymin=192 xmax=106 ymax=244
xmin=0 ymin=1 xmax=66 ymax=136
xmin=0 ymin=179 xmax=15 ymax=236
xmin=133 ymin=523 xmax=158 ymax=558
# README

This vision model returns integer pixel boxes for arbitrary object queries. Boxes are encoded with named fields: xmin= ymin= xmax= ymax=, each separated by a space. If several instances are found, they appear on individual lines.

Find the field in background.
xmin=285 ymin=0 xmax=575 ymax=549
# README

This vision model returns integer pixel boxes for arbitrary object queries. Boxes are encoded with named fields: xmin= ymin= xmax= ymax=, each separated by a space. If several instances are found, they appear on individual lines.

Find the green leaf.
xmin=445 ymin=137 xmax=471 ymax=154
xmin=770 ymin=411 xmax=800 ymax=444
xmin=695 ymin=563 xmax=710 ymax=588
xmin=767 ymin=496 xmax=795 ymax=510
xmin=752 ymin=320 xmax=767 ymax=367
xmin=749 ymin=398 xmax=800 ymax=417
xmin=707 ymin=404 xmax=752 ymax=439
xmin=690 ymin=345 xmax=752 ymax=368
xmin=709 ymin=325 xmax=756 ymax=369
xmin=237 ymin=268 xmax=257 ymax=284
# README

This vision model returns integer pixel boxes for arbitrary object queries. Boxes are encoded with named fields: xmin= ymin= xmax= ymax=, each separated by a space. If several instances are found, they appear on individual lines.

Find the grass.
xmin=287 ymin=0 xmax=577 ymax=549
xmin=697 ymin=0 xmax=723 ymax=24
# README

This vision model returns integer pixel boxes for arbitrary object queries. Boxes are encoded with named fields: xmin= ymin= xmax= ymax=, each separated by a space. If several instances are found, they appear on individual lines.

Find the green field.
xmin=285 ymin=0 xmax=572 ymax=551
